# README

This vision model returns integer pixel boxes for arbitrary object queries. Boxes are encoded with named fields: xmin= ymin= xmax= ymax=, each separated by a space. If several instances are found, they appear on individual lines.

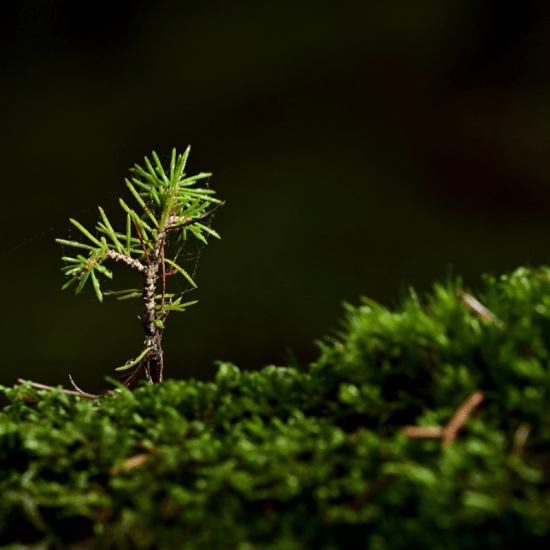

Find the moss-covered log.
xmin=2 ymin=265 xmax=550 ymax=549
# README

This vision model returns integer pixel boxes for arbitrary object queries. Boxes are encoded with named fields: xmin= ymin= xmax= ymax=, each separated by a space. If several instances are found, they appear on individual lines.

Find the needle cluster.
xmin=56 ymin=147 xmax=224 ymax=386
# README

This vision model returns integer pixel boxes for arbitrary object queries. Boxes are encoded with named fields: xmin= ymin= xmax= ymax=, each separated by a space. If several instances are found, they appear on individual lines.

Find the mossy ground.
xmin=1 ymin=266 xmax=550 ymax=549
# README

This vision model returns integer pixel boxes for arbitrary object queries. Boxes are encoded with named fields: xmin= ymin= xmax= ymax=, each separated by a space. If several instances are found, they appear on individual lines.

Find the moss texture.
xmin=1 ymin=265 xmax=550 ymax=549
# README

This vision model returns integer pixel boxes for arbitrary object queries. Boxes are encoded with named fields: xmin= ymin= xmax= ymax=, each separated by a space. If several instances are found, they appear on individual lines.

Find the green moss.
xmin=2 ymin=265 xmax=550 ymax=549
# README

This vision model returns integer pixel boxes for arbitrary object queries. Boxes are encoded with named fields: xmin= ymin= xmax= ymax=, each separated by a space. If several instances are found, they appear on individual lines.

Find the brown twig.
xmin=134 ymin=442 xmax=163 ymax=457
xmin=443 ymin=390 xmax=484 ymax=447
xmin=153 ymin=234 xmax=166 ymax=270
xmin=118 ymin=361 xmax=145 ymax=388
xmin=510 ymin=423 xmax=531 ymax=459
xmin=109 ymin=454 xmax=149 ymax=476
xmin=401 ymin=426 xmax=445 ymax=439
xmin=17 ymin=378 xmax=101 ymax=399
xmin=108 ymin=431 xmax=166 ymax=476
xmin=164 ymin=266 xmax=178 ymax=279
xmin=68 ymin=374 xmax=97 ymax=398
xmin=402 ymin=390 xmax=484 ymax=448
xmin=144 ymin=355 xmax=152 ymax=383
xmin=458 ymin=290 xmax=505 ymax=329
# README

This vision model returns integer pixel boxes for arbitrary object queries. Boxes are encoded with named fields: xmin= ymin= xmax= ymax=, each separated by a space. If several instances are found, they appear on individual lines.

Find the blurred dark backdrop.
xmin=2 ymin=0 xmax=550 ymax=393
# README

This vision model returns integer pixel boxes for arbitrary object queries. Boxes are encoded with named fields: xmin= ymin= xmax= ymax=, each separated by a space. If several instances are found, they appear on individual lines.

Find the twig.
xmin=402 ymin=390 xmax=484 ymax=448
xmin=443 ymin=390 xmax=484 ymax=447
xmin=109 ymin=454 xmax=149 ymax=476
xmin=17 ymin=378 xmax=101 ymax=399
xmin=153 ymin=234 xmax=166 ymax=270
xmin=134 ymin=441 xmax=163 ymax=456
xmin=458 ymin=290 xmax=505 ymax=329
xmin=510 ymin=423 xmax=531 ymax=459
xmin=119 ymin=361 xmax=145 ymax=388
xmin=68 ymin=374 xmax=98 ymax=398
xmin=104 ymin=249 xmax=146 ymax=272
xmin=401 ymin=426 xmax=445 ymax=438
xmin=144 ymin=355 xmax=152 ymax=383
xmin=164 ymin=266 xmax=178 ymax=279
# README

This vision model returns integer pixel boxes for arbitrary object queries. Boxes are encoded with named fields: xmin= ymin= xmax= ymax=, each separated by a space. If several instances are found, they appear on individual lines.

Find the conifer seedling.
xmin=56 ymin=148 xmax=224 ymax=388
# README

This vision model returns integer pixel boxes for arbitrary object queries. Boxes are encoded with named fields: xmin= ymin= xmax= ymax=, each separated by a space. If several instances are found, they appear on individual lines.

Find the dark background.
xmin=2 ymin=0 xmax=550 ymax=394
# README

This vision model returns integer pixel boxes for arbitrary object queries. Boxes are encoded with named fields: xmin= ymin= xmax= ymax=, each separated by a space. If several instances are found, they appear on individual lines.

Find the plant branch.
xmin=17 ymin=378 xmax=101 ymax=399
xmin=144 ymin=355 xmax=152 ymax=383
xmin=68 ymin=374 xmax=94 ymax=397
xmin=117 ymin=361 xmax=145 ymax=388
xmin=55 ymin=148 xmax=223 ymax=388
xmin=104 ymin=249 xmax=146 ymax=272
xmin=402 ymin=390 xmax=484 ymax=448
xmin=443 ymin=390 xmax=484 ymax=447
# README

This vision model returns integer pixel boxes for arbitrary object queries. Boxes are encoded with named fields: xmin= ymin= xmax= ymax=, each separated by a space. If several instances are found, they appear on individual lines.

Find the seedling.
xmin=56 ymin=147 xmax=224 ymax=387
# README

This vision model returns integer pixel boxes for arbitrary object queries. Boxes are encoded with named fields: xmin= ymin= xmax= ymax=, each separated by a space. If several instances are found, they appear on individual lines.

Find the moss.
xmin=2 ymin=265 xmax=550 ymax=549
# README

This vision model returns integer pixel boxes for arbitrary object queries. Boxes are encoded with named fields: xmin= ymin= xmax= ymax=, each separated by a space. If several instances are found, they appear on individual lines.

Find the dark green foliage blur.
xmin=2 ymin=265 xmax=550 ymax=549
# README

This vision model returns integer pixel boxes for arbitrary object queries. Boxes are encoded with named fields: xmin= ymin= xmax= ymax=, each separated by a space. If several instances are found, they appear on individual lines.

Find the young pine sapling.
xmin=55 ymin=148 xmax=224 ymax=388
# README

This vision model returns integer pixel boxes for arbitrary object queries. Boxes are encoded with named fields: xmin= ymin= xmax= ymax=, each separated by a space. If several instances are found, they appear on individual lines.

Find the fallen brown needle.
xmin=402 ymin=390 xmax=484 ymax=448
